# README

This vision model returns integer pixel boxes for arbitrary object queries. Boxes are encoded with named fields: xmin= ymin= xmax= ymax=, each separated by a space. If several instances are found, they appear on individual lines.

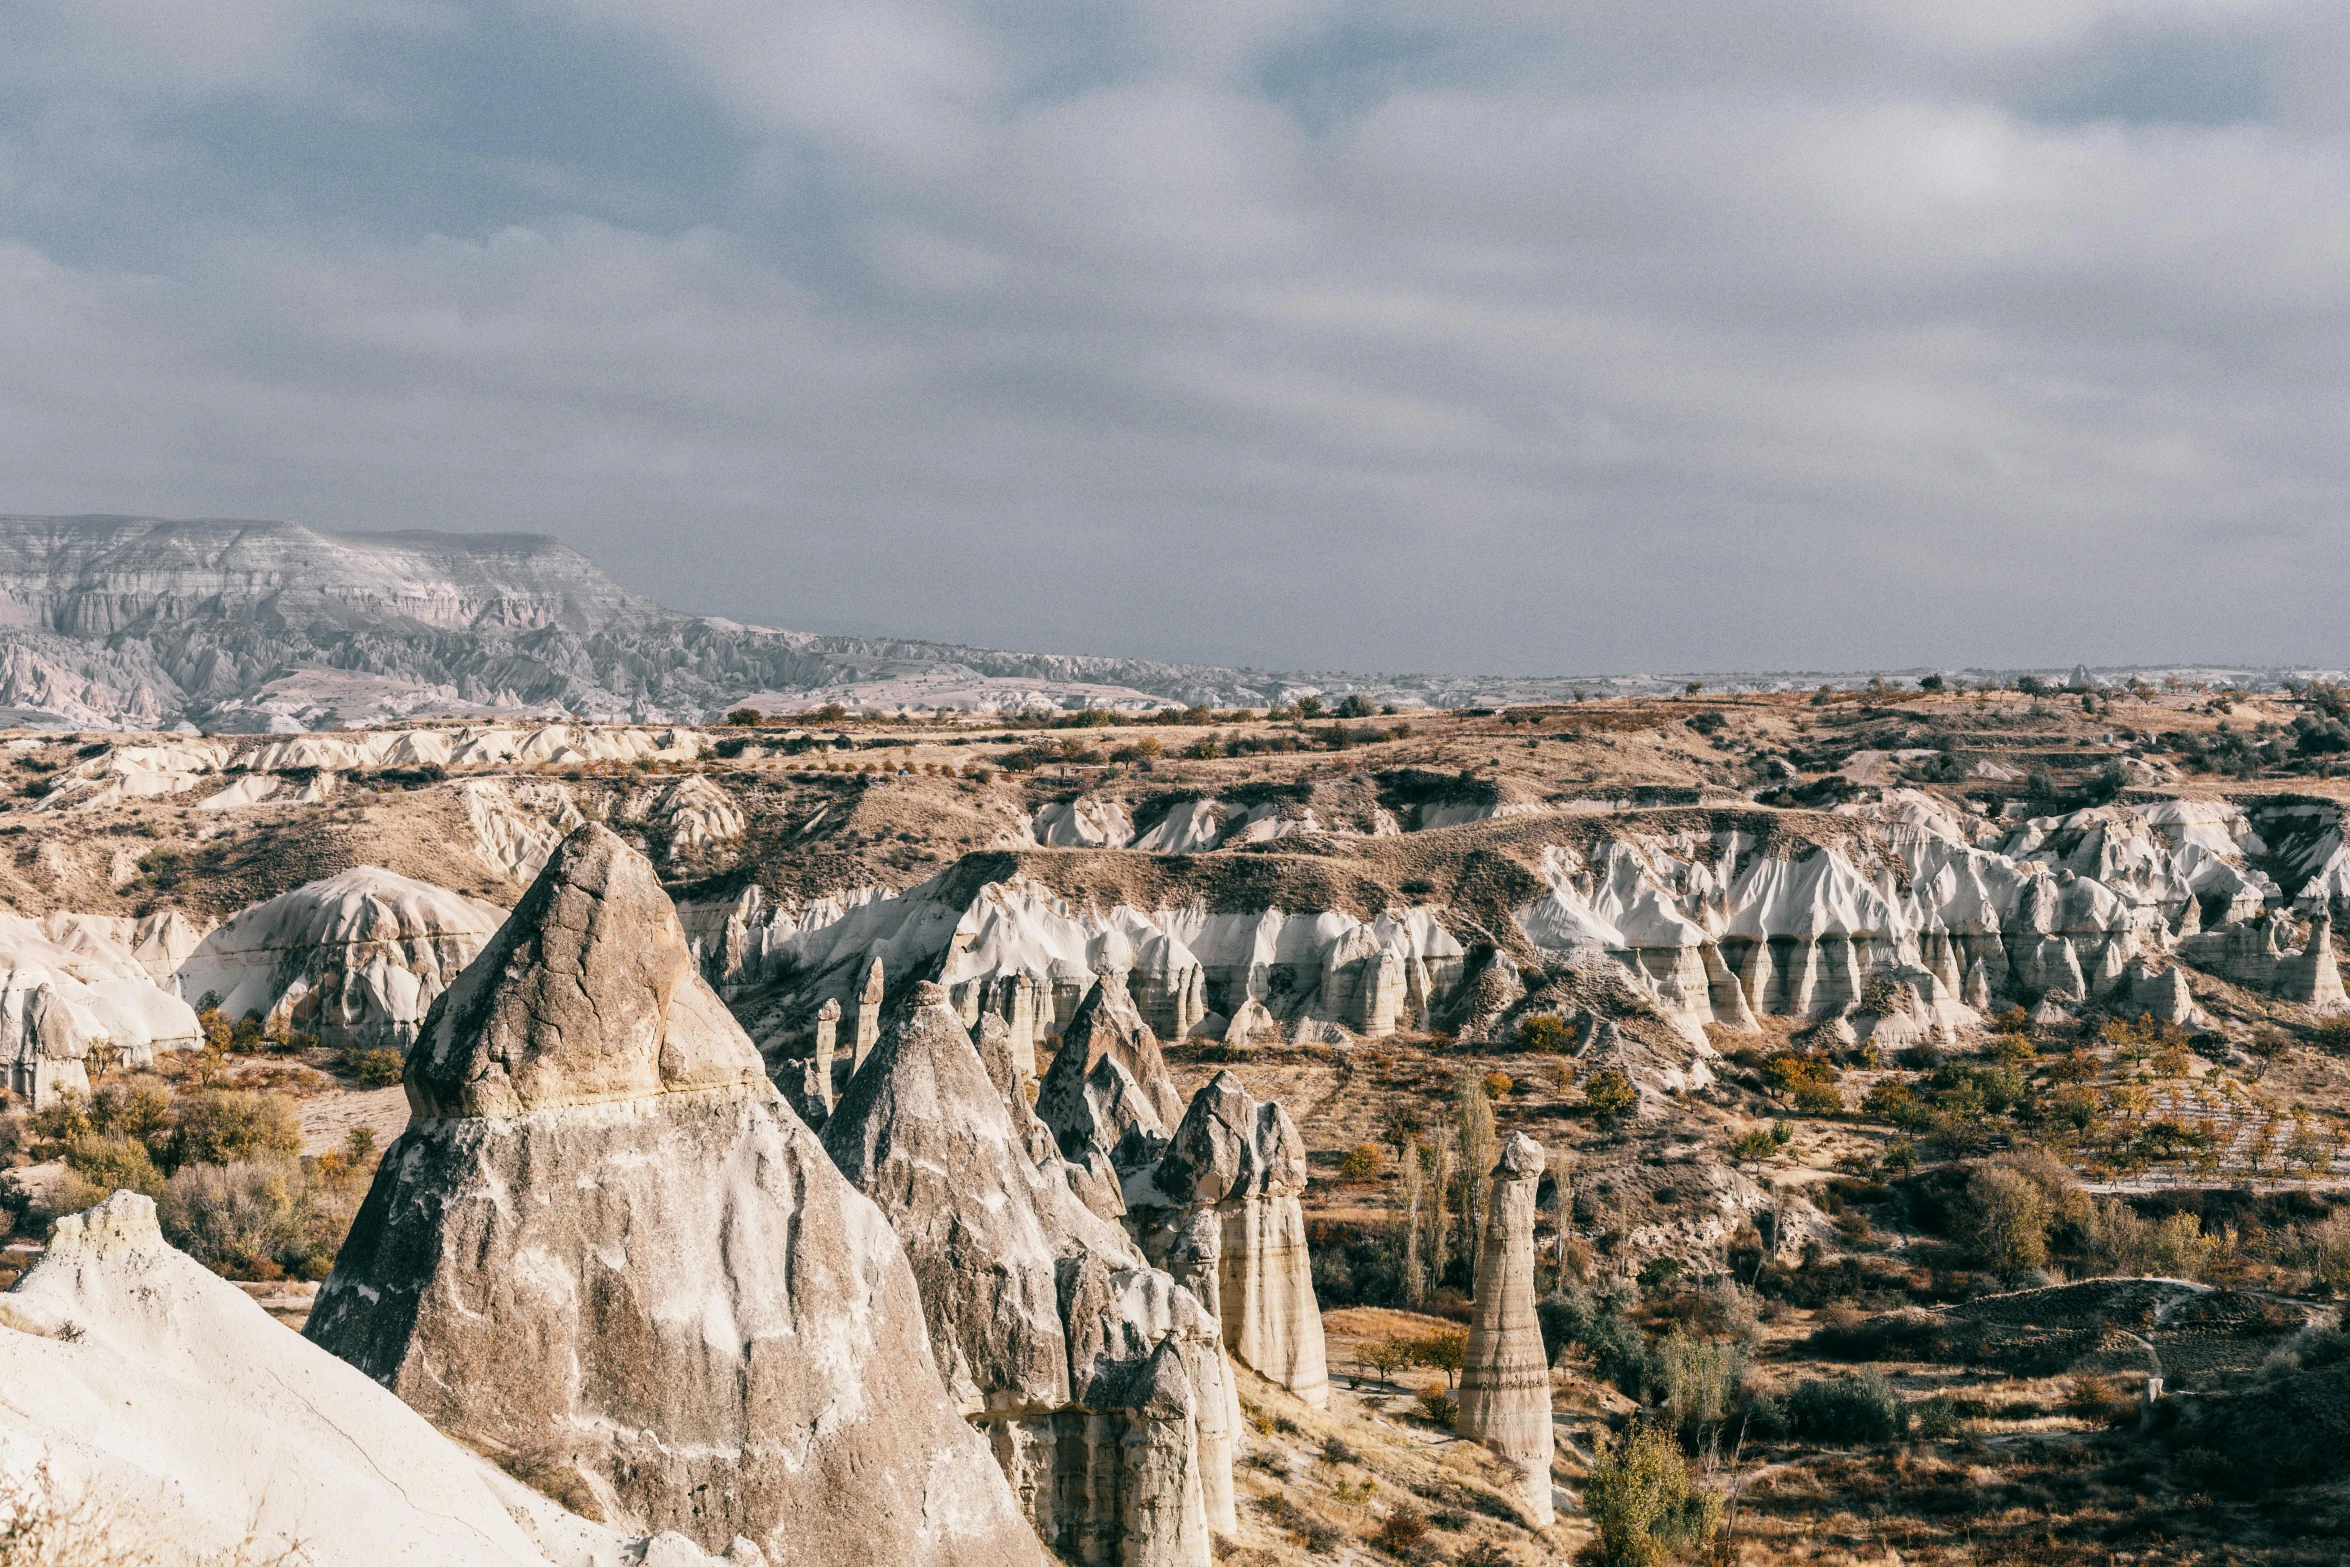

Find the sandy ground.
xmin=297 ymin=1085 xmax=411 ymax=1156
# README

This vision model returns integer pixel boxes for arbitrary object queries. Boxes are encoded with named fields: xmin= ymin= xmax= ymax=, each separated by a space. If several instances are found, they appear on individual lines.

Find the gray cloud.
xmin=2 ymin=0 xmax=2348 ymax=675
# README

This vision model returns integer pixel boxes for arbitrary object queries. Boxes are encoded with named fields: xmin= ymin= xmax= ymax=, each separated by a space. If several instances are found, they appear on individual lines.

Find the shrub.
xmin=1415 ymin=1384 xmax=1458 ymax=1425
xmin=1370 ymin=1506 xmax=1430 ymax=1556
xmin=1577 ymin=1421 xmax=1721 ymax=1567
xmin=27 ymin=1093 xmax=93 ymax=1149
xmin=2064 ymin=1376 xmax=2139 ymax=1428
xmin=1542 ymin=1285 xmax=1653 ymax=1397
xmin=724 ymin=708 xmax=762 ymax=726
xmin=88 ymin=1081 xmax=172 ymax=1150
xmin=2083 ymin=1201 xmax=2225 ymax=1280
xmin=1957 ymin=1163 xmax=2052 ymax=1277
xmin=165 ymin=1091 xmax=304 ymax=1173
xmin=1787 ymin=1371 xmax=1902 ymax=1445
xmin=1585 ymin=1069 xmax=1637 ymax=1123
xmin=1339 ymin=1144 xmax=1386 ymax=1183
xmin=58 ymin=1133 xmax=164 ymax=1209
xmin=1652 ymin=1329 xmax=1744 ymax=1445
xmin=1726 ymin=1127 xmax=1778 ymax=1165
xmin=1911 ymin=1395 xmax=1963 ymax=1440
xmin=1517 ymin=1014 xmax=1574 ymax=1053
xmin=341 ymin=1047 xmax=405 ymax=1089
xmin=1482 ymin=1071 xmax=1514 ymax=1100
xmin=158 ymin=1157 xmax=358 ymax=1281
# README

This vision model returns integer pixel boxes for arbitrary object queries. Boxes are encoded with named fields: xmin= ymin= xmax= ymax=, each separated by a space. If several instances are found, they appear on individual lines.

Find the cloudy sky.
xmin=5 ymin=2 xmax=2348 ymax=676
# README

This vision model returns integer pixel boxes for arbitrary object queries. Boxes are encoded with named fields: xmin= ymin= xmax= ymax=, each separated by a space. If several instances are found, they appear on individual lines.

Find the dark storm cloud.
xmin=3 ymin=0 xmax=2348 ymax=674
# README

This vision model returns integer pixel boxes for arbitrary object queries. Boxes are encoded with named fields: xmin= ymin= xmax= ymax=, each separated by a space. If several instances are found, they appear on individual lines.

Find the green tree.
xmin=1586 ymin=1068 xmax=1637 ymax=1124
xmin=1457 ymin=1072 xmax=1497 ymax=1279
xmin=1517 ymin=1014 xmax=1574 ymax=1053
xmin=165 ymin=1091 xmax=304 ymax=1173
xmin=1959 ymin=1162 xmax=2051 ymax=1277
xmin=1578 ymin=1421 xmax=1722 ymax=1567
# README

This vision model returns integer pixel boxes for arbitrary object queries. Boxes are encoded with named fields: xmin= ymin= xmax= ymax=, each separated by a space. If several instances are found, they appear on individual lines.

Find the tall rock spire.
xmin=1130 ymin=1070 xmax=1331 ymax=1409
xmin=1455 ymin=1132 xmax=1554 ymax=1525
xmin=308 ymin=825 xmax=1040 ymax=1567
xmin=824 ymin=980 xmax=1236 ymax=1562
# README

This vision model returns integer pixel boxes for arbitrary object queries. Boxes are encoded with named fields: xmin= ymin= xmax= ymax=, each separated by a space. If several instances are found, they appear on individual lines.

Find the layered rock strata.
xmin=305 ymin=825 xmax=1038 ymax=1567
xmin=822 ymin=981 xmax=1236 ymax=1565
xmin=1128 ymin=1071 xmax=1330 ymax=1409
xmin=1456 ymin=1133 xmax=1554 ymax=1525
xmin=174 ymin=867 xmax=508 ymax=1047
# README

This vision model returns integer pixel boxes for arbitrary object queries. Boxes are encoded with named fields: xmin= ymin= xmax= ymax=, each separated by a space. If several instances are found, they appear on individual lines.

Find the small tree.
xmin=1518 ymin=1013 xmax=1574 ymax=1053
xmin=725 ymin=708 xmax=763 ymax=726
xmin=1586 ymin=1068 xmax=1637 ymax=1125
xmin=1959 ymin=1163 xmax=2052 ymax=1277
xmin=1578 ymin=1421 xmax=1721 ymax=1567
xmin=1411 ymin=1327 xmax=1468 ymax=1388
xmin=1338 ymin=1143 xmax=1385 ymax=1183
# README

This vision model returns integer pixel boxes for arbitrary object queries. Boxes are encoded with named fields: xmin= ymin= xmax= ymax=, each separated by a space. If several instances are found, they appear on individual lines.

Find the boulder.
xmin=1456 ymin=1133 xmax=1553 ymax=1525
xmin=305 ymin=824 xmax=1038 ymax=1567
xmin=1222 ymin=997 xmax=1276 ymax=1047
xmin=1128 ymin=1071 xmax=1330 ymax=1409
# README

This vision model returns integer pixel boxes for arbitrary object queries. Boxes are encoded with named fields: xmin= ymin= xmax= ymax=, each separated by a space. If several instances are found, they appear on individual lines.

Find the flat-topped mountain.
xmin=0 ymin=514 xmax=1279 ymax=730
xmin=5 ymin=515 xmax=2333 ymax=732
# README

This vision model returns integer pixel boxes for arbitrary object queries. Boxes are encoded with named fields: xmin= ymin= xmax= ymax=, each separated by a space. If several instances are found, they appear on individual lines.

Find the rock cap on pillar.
xmin=1456 ymin=1131 xmax=1553 ymax=1526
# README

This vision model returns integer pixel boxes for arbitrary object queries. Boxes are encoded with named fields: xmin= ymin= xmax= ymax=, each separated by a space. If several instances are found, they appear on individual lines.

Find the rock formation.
xmin=1456 ymin=1132 xmax=1554 ymax=1526
xmin=852 ymin=952 xmax=885 ymax=1076
xmin=174 ymin=867 xmax=508 ymax=1048
xmin=0 ymin=910 xmax=203 ymax=1086
xmin=305 ymin=824 xmax=1039 ymax=1567
xmin=1128 ymin=1071 xmax=1331 ymax=1409
xmin=812 ymin=995 xmax=841 ymax=1113
xmin=822 ymin=980 xmax=1236 ymax=1564
xmin=2178 ymin=912 xmax=2347 ymax=1011
xmin=10 ymin=983 xmax=89 ymax=1109
xmin=0 ymin=1192 xmax=752 ymax=1566
xmin=1036 ymin=967 xmax=1187 ymax=1173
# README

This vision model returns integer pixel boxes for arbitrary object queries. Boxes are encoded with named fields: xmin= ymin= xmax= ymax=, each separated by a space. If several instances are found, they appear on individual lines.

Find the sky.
xmin=4 ymin=1 xmax=2349 ymax=677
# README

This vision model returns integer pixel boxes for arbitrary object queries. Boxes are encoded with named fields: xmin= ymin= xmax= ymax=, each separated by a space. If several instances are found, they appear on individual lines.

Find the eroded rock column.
xmin=851 ymin=955 xmax=885 ymax=1077
xmin=812 ymin=996 xmax=840 ymax=1114
xmin=1456 ymin=1132 xmax=1553 ymax=1525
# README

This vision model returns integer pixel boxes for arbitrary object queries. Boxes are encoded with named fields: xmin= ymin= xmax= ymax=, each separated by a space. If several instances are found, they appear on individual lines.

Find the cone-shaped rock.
xmin=1036 ymin=968 xmax=1185 ymax=1170
xmin=823 ymin=982 xmax=1096 ymax=1420
xmin=1455 ymin=1132 xmax=1554 ymax=1525
xmin=1130 ymin=1070 xmax=1330 ymax=1408
xmin=306 ymin=825 xmax=1040 ymax=1567
xmin=824 ymin=981 xmax=1234 ymax=1563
